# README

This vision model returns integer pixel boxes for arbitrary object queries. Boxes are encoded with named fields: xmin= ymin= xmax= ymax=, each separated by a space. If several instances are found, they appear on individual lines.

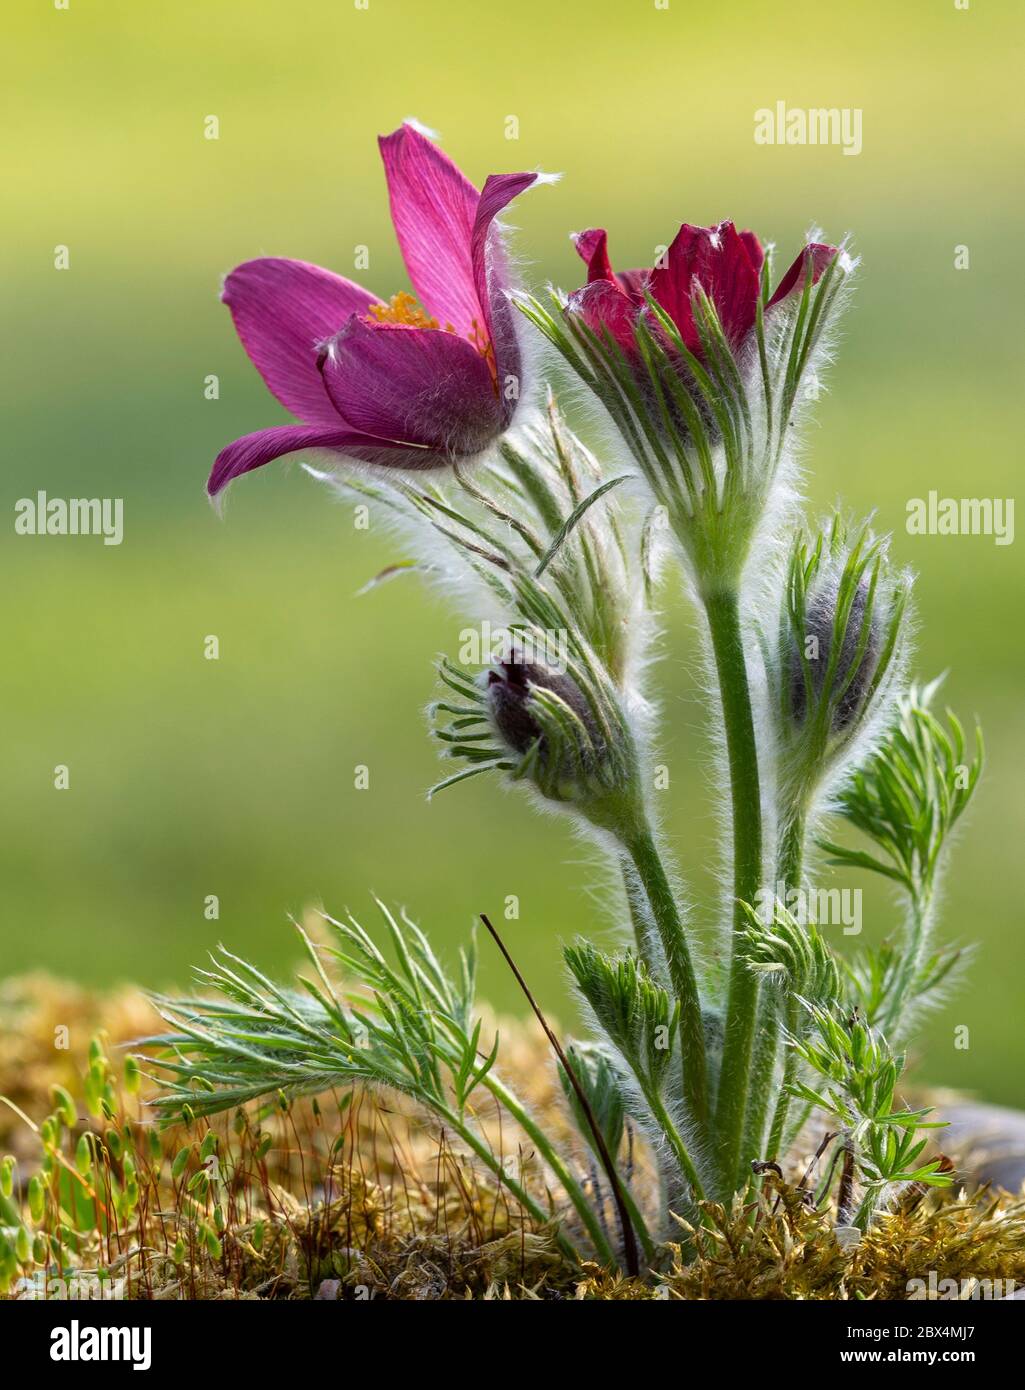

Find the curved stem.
xmin=482 ymin=1074 xmax=617 ymax=1267
xmin=621 ymin=820 xmax=708 ymax=1132
xmin=704 ymin=585 xmax=764 ymax=1194
xmin=436 ymin=1101 xmax=582 ymax=1263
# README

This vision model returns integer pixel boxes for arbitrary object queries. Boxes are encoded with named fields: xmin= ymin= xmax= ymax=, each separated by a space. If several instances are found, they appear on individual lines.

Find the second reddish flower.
xmin=566 ymin=220 xmax=839 ymax=361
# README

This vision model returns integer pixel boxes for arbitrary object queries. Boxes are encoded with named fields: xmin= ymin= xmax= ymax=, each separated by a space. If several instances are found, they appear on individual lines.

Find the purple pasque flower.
xmin=208 ymin=124 xmax=540 ymax=496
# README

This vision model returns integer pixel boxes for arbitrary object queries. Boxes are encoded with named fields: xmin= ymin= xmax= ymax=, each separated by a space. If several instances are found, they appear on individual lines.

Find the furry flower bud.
xmin=486 ymin=659 xmax=608 ymax=800
xmin=774 ymin=515 xmax=912 ymax=804
xmin=487 ymin=660 xmax=594 ymax=754
xmin=789 ymin=576 xmax=879 ymax=733
xmin=518 ymin=228 xmax=853 ymax=589
xmin=430 ymin=639 xmax=639 ymax=825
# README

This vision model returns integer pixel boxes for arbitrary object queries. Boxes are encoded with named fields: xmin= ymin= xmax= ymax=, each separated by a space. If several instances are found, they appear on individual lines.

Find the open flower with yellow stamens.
xmin=208 ymin=123 xmax=541 ymax=496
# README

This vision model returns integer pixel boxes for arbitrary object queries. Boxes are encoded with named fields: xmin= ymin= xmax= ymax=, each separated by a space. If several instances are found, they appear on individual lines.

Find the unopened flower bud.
xmin=486 ymin=659 xmax=599 ymax=764
xmin=432 ymin=647 xmax=638 ymax=821
xmin=482 ymin=657 xmax=641 ymax=819
xmin=789 ymin=578 xmax=879 ymax=733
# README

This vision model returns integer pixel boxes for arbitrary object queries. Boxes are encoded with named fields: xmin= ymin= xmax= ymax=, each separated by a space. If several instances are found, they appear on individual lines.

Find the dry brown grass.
xmin=2 ymin=975 xmax=1023 ymax=1301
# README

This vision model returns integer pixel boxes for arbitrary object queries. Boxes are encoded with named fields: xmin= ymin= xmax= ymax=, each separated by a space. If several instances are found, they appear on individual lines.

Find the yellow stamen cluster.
xmin=369 ymin=291 xmax=439 ymax=330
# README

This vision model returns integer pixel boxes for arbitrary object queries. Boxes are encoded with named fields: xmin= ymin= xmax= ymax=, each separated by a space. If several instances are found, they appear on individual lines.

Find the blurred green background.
xmin=4 ymin=1 xmax=1023 ymax=1103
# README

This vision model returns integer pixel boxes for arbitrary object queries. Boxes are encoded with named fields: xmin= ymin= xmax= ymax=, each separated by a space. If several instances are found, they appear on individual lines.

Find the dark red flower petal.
xmin=767 ymin=242 xmax=839 ymax=308
xmin=739 ymin=229 xmax=765 ymax=278
xmin=565 ymin=278 xmax=640 ymax=354
xmin=573 ymin=228 xmax=616 ymax=283
xmin=649 ymin=221 xmax=761 ymax=353
xmin=573 ymin=228 xmax=648 ymax=303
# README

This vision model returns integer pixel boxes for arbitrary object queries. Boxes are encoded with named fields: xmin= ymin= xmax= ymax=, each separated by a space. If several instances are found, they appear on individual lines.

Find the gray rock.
xmin=941 ymin=1101 xmax=1025 ymax=1193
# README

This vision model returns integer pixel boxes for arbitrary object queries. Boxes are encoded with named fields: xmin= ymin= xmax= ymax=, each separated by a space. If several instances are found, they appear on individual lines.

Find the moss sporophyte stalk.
xmin=139 ymin=121 xmax=982 ymax=1277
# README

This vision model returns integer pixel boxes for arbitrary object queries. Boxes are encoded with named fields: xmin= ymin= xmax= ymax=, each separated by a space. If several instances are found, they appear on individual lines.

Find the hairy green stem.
xmin=640 ymin=1081 xmax=706 ymax=1204
xmin=761 ymin=805 xmax=807 ymax=1162
xmin=704 ymin=584 xmax=764 ymax=1194
xmin=883 ymin=887 xmax=934 ymax=1038
xmin=742 ymin=992 xmax=781 ymax=1167
xmin=777 ymin=809 xmax=807 ymax=895
xmin=622 ymin=821 xmax=708 ymax=1133
xmin=766 ymin=995 xmax=801 ymax=1162
xmin=618 ymin=853 xmax=661 ymax=977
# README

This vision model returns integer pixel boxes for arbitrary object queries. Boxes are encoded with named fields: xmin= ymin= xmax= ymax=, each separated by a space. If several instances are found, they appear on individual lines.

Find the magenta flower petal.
xmin=207 ymin=422 xmax=447 ymax=496
xmin=378 ymin=124 xmax=481 ymax=339
xmin=470 ymin=171 xmax=539 ymax=401
xmin=320 ymin=317 xmax=502 ymax=455
xmin=208 ymin=424 xmax=365 ymax=496
xmin=222 ymin=258 xmax=378 ymax=426
xmin=767 ymin=242 xmax=839 ymax=308
xmin=649 ymin=221 xmax=761 ymax=352
xmin=213 ymin=128 xmax=540 ymax=496
xmin=573 ymin=227 xmax=616 ymax=282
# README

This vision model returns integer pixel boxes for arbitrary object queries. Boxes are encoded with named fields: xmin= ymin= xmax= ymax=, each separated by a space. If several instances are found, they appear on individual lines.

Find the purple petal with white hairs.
xmin=319 ymin=317 xmax=502 ymax=454
xmin=470 ymin=170 xmax=539 ymax=410
xmin=209 ymin=424 xmax=361 ymax=495
xmin=222 ymin=258 xmax=379 ymax=425
xmin=207 ymin=422 xmax=439 ymax=496
xmin=471 ymin=171 xmax=538 ymax=342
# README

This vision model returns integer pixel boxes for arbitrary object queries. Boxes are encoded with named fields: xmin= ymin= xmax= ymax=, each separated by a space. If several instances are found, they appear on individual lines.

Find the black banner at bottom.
xmin=3 ymin=1293 xmax=1019 ymax=1373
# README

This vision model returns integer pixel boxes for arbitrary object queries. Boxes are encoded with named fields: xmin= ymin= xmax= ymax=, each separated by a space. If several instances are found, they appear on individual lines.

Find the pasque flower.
xmin=567 ymin=221 xmax=838 ymax=360
xmin=515 ymin=223 xmax=852 ymax=1194
xmin=208 ymin=124 xmax=540 ymax=496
